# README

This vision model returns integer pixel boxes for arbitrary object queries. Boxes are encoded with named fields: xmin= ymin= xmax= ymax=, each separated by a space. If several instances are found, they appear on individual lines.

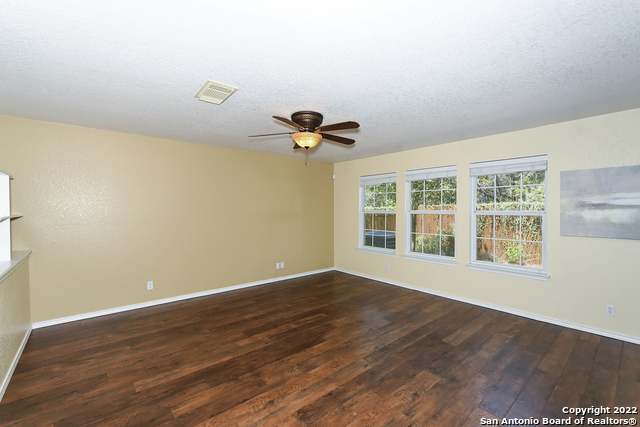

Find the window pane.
xmin=523 ymin=171 xmax=545 ymax=185
xmin=496 ymin=187 xmax=520 ymax=211
xmin=441 ymin=214 xmax=455 ymax=235
xmin=477 ymin=175 xmax=495 ymax=187
xmin=496 ymin=172 xmax=521 ymax=186
xmin=441 ymin=236 xmax=455 ymax=257
xmin=411 ymin=214 xmax=423 ymax=233
xmin=387 ymin=182 xmax=396 ymax=193
xmin=522 ymin=242 xmax=542 ymax=268
xmin=424 ymin=191 xmax=441 ymax=210
xmin=425 ymin=178 xmax=440 ymax=191
xmin=374 ymin=184 xmax=386 ymax=193
xmin=521 ymin=216 xmax=542 ymax=242
xmin=495 ymin=240 xmax=521 ymax=265
xmin=522 ymin=186 xmax=545 ymax=211
xmin=410 ymin=233 xmax=420 ymax=252
xmin=423 ymin=214 xmax=440 ymax=234
xmin=380 ymin=193 xmax=388 ymax=210
xmin=411 ymin=191 xmax=423 ymax=210
xmin=364 ymin=213 xmax=373 ymax=230
xmin=374 ymin=214 xmax=385 ymax=230
xmin=413 ymin=235 xmax=423 ymax=253
xmin=477 ymin=188 xmax=494 ymax=210
xmin=364 ymin=187 xmax=374 ymax=210
xmin=476 ymin=238 xmax=494 ymax=262
xmin=373 ymin=233 xmax=386 ymax=248
xmin=386 ymin=232 xmax=396 ymax=249
xmin=387 ymin=192 xmax=396 ymax=210
xmin=374 ymin=194 xmax=385 ymax=209
xmin=477 ymin=215 xmax=493 ymax=238
xmin=442 ymin=190 xmax=456 ymax=209
xmin=411 ymin=180 xmax=424 ymax=191
xmin=442 ymin=177 xmax=456 ymax=189
xmin=422 ymin=234 xmax=440 ymax=255
xmin=364 ymin=229 xmax=373 ymax=246
xmin=495 ymin=215 xmax=520 ymax=240
xmin=386 ymin=214 xmax=396 ymax=232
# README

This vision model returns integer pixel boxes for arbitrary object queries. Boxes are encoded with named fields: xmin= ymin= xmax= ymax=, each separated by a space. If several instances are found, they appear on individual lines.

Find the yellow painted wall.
xmin=0 ymin=115 xmax=334 ymax=323
xmin=334 ymin=108 xmax=640 ymax=340
xmin=0 ymin=259 xmax=30 ymax=397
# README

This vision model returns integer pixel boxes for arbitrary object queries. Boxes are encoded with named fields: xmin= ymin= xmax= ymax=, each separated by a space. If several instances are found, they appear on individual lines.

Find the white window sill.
xmin=466 ymin=262 xmax=550 ymax=281
xmin=357 ymin=247 xmax=397 ymax=257
xmin=402 ymin=253 xmax=458 ymax=267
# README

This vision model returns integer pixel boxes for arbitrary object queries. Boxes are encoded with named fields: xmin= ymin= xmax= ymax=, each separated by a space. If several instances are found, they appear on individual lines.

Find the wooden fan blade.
xmin=316 ymin=121 xmax=360 ymax=132
xmin=320 ymin=133 xmax=355 ymax=145
xmin=273 ymin=116 xmax=303 ymax=130
xmin=293 ymin=143 xmax=302 ymax=149
xmin=248 ymin=132 xmax=294 ymax=137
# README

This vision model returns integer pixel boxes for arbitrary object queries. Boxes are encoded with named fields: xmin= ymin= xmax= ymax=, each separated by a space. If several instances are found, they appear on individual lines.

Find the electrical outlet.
xmin=280 ymin=262 xmax=284 ymax=269
xmin=276 ymin=263 xmax=280 ymax=269
xmin=385 ymin=264 xmax=389 ymax=271
xmin=605 ymin=305 xmax=615 ymax=316
xmin=147 ymin=281 xmax=153 ymax=290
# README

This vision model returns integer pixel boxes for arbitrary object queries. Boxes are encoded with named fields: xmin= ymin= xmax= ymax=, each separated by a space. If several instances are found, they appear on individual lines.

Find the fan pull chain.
xmin=305 ymin=148 xmax=309 ymax=166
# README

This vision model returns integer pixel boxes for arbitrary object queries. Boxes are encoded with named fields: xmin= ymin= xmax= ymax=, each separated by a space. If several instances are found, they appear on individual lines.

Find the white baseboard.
xmin=334 ymin=268 xmax=640 ymax=345
xmin=0 ymin=326 xmax=32 ymax=403
xmin=32 ymin=268 xmax=334 ymax=329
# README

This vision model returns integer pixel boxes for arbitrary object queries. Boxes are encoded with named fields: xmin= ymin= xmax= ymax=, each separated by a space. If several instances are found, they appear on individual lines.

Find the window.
xmin=359 ymin=173 xmax=396 ymax=255
xmin=403 ymin=166 xmax=457 ymax=266
xmin=468 ymin=155 xmax=549 ymax=280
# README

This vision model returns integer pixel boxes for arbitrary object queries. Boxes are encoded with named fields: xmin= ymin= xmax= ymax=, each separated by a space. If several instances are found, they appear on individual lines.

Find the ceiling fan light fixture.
xmin=293 ymin=132 xmax=322 ymax=148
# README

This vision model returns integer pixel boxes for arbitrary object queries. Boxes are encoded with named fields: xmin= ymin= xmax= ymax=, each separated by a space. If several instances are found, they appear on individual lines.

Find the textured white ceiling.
xmin=1 ymin=0 xmax=639 ymax=163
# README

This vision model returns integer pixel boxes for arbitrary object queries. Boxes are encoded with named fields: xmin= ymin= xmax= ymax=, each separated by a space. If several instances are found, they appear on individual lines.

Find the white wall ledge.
xmin=0 ymin=250 xmax=32 ymax=285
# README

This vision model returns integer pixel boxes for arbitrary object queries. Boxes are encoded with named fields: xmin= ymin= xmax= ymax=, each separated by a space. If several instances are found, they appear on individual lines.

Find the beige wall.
xmin=0 ymin=259 xmax=30 ymax=398
xmin=334 ymin=108 xmax=640 ymax=340
xmin=0 ymin=115 xmax=334 ymax=323
xmin=2 ymin=108 xmax=639 ymax=339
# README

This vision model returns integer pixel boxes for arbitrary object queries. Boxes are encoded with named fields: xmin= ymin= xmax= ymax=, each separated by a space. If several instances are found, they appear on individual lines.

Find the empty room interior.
xmin=1 ymin=1 xmax=640 ymax=426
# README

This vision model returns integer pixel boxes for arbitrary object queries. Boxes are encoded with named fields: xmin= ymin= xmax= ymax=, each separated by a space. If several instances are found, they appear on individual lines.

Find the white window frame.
xmin=358 ymin=172 xmax=397 ymax=257
xmin=402 ymin=166 xmax=458 ymax=267
xmin=467 ymin=155 xmax=550 ymax=281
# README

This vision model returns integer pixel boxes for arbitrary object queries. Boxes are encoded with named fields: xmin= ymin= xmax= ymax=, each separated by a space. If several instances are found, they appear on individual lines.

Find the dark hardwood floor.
xmin=1 ymin=271 xmax=639 ymax=426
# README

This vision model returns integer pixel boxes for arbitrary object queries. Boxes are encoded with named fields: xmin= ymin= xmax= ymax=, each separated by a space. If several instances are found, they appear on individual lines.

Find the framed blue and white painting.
xmin=560 ymin=165 xmax=640 ymax=240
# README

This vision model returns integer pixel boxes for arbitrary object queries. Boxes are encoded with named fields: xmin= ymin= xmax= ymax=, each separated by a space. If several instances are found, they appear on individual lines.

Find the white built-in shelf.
xmin=0 ymin=250 xmax=32 ymax=284
xmin=1 ymin=170 xmax=29 ymax=265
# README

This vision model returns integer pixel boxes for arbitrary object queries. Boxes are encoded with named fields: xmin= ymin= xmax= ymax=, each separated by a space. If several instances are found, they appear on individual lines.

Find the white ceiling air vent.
xmin=194 ymin=80 xmax=238 ymax=105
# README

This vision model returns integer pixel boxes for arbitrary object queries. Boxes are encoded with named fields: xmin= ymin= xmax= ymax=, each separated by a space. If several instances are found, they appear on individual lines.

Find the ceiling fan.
xmin=249 ymin=111 xmax=360 ymax=150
